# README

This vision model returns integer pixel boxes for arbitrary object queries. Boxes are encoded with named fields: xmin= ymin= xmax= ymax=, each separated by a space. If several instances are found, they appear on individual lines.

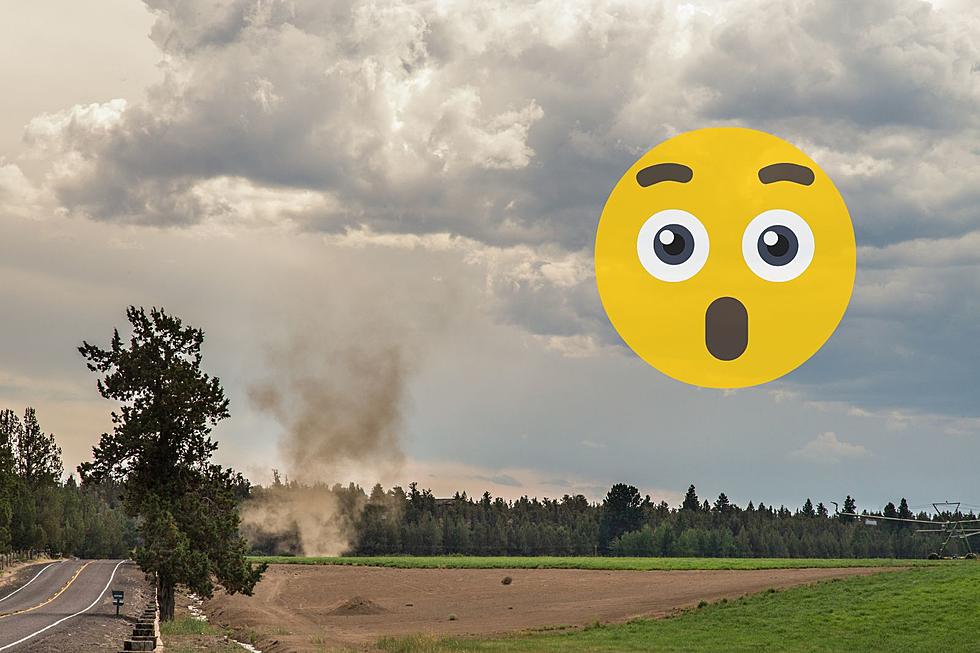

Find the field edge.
xmin=247 ymin=554 xmax=938 ymax=571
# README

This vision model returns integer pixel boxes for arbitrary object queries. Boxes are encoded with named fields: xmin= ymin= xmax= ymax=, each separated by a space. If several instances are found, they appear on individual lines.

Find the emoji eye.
xmin=742 ymin=209 xmax=815 ymax=282
xmin=636 ymin=209 xmax=709 ymax=282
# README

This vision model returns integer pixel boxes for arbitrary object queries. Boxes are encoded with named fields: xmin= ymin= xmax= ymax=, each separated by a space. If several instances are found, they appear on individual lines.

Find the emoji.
xmin=595 ymin=127 xmax=855 ymax=388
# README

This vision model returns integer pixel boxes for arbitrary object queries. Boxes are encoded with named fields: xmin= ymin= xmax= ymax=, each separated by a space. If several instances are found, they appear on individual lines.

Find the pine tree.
xmin=0 ymin=410 xmax=16 ymax=550
xmin=598 ymin=483 xmax=643 ymax=552
xmin=802 ymin=498 xmax=815 ymax=517
xmin=898 ymin=498 xmax=913 ymax=520
xmin=16 ymin=407 xmax=63 ymax=486
xmin=78 ymin=307 xmax=264 ymax=620
xmin=713 ymin=493 xmax=731 ymax=514
xmin=841 ymin=495 xmax=857 ymax=523
xmin=682 ymin=485 xmax=700 ymax=511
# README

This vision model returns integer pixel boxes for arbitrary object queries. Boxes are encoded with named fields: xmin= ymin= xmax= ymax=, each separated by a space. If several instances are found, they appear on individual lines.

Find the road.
xmin=0 ymin=559 xmax=128 ymax=651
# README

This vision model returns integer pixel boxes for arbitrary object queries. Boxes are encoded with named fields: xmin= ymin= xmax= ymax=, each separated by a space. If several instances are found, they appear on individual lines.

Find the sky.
xmin=1 ymin=0 xmax=979 ymax=513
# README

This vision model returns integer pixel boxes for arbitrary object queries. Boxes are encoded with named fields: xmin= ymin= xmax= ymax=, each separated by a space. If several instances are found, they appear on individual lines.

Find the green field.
xmin=250 ymin=555 xmax=937 ymax=571
xmin=373 ymin=562 xmax=980 ymax=653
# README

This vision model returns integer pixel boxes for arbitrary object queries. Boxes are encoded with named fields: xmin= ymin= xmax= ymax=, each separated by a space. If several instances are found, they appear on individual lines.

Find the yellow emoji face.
xmin=595 ymin=128 xmax=855 ymax=388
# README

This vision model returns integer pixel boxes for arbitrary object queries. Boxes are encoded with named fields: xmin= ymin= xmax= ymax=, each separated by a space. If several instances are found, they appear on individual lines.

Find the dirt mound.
xmin=328 ymin=596 xmax=386 ymax=615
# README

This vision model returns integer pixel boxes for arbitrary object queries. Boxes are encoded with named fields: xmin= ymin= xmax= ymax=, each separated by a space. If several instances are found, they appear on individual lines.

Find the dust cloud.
xmin=249 ymin=341 xmax=408 ymax=483
xmin=241 ymin=341 xmax=408 ymax=555
xmin=239 ymin=243 xmax=467 ymax=556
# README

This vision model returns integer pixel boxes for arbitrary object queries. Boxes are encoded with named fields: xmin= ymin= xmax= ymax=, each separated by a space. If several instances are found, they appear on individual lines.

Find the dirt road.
xmin=0 ymin=559 xmax=150 ymax=652
xmin=207 ymin=563 xmax=897 ymax=652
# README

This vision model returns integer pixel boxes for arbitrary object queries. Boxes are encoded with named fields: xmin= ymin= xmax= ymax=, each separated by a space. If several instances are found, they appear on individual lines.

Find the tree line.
xmin=0 ymin=407 xmax=136 ymax=557
xmin=7 ymin=450 xmax=968 ymax=562
xmin=245 ymin=480 xmax=973 ymax=559
xmin=2 ymin=307 xmax=263 ymax=621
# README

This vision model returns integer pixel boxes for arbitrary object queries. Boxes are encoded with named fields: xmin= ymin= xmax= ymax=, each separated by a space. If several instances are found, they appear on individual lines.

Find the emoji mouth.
xmin=705 ymin=297 xmax=748 ymax=361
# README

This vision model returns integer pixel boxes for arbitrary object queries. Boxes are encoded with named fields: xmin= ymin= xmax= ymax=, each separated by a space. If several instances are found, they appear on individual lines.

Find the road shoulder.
xmin=22 ymin=562 xmax=153 ymax=653
xmin=0 ymin=559 xmax=59 ymax=597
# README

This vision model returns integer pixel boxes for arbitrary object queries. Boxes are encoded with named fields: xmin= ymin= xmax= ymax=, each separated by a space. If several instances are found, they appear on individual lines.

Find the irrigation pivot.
xmin=833 ymin=501 xmax=980 ymax=559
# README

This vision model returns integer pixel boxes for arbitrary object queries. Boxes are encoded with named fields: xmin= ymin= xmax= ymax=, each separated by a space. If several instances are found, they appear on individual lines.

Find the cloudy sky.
xmin=1 ymin=0 xmax=979 ymax=513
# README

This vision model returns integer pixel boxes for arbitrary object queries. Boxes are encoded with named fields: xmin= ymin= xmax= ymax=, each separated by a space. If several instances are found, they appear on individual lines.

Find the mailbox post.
xmin=111 ymin=590 xmax=124 ymax=616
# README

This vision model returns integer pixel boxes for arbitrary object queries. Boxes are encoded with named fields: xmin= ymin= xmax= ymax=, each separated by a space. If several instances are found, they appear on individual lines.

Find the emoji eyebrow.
xmin=636 ymin=163 xmax=693 ymax=187
xmin=758 ymin=163 xmax=815 ymax=186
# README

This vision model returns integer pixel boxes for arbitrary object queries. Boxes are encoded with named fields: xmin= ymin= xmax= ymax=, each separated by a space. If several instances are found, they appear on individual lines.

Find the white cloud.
xmin=24 ymin=99 xmax=128 ymax=146
xmin=3 ymin=0 xmax=980 ymax=508
xmin=539 ymin=334 xmax=603 ymax=358
xmin=792 ymin=432 xmax=870 ymax=464
xmin=0 ymin=162 xmax=44 ymax=220
xmin=9 ymin=1 xmax=979 ymax=422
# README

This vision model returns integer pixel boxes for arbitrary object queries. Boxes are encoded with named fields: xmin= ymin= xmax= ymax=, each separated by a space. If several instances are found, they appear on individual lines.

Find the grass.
xmin=374 ymin=562 xmax=980 ymax=652
xmin=249 ymin=554 xmax=938 ymax=571
xmin=160 ymin=616 xmax=242 ymax=653
xmin=160 ymin=615 xmax=225 ymax=637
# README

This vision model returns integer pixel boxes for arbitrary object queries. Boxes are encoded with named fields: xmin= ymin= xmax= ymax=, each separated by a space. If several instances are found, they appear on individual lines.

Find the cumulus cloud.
xmin=322 ymin=226 xmax=608 ymax=344
xmin=792 ymin=432 xmax=870 ymax=464
xmin=688 ymin=2 xmax=980 ymax=129
xmin=9 ymin=0 xmax=980 ymax=421
xmin=20 ymin=0 xmax=698 ymax=247
xmin=0 ymin=162 xmax=45 ymax=220
xmin=21 ymin=0 xmax=980 ymax=250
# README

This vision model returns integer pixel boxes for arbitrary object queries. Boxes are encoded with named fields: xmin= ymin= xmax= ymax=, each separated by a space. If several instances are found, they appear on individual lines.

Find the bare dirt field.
xmin=205 ymin=563 xmax=898 ymax=652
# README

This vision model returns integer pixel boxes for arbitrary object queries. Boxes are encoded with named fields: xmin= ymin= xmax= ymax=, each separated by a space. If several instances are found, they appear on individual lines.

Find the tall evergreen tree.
xmin=682 ymin=485 xmax=700 ymax=511
xmin=598 ymin=483 xmax=643 ymax=552
xmin=714 ymin=493 xmax=731 ymax=513
xmin=0 ymin=410 xmax=22 ymax=446
xmin=78 ymin=306 xmax=264 ymax=620
xmin=0 ymin=410 xmax=16 ymax=550
xmin=16 ymin=407 xmax=63 ymax=485
xmin=840 ymin=495 xmax=857 ymax=523
xmin=898 ymin=498 xmax=913 ymax=520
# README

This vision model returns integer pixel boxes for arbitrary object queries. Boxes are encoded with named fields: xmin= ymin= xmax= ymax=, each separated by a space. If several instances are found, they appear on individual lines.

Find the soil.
xmin=0 ymin=557 xmax=57 ymax=592
xmin=328 ymin=596 xmax=386 ymax=616
xmin=205 ymin=563 xmax=898 ymax=653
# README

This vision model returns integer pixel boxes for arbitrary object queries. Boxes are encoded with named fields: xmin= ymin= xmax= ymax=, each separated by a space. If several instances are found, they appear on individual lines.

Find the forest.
xmin=3 ymin=407 xmax=973 ymax=560
xmin=243 ymin=477 xmax=974 ymax=559
xmin=0 ymin=407 xmax=135 ymax=558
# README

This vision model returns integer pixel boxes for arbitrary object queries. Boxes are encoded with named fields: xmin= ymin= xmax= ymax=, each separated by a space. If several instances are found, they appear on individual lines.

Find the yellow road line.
xmin=0 ymin=561 xmax=92 ymax=619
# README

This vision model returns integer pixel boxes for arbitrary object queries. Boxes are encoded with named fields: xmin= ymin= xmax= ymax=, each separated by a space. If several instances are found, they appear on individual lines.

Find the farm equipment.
xmin=834 ymin=501 xmax=980 ymax=560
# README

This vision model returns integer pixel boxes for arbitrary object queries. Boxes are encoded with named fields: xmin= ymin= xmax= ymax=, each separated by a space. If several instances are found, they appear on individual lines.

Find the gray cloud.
xmin=687 ymin=1 xmax=980 ymax=129
xmin=790 ymin=432 xmax=869 ymax=464
xmin=8 ymin=0 xmax=980 ymax=432
xmin=23 ymin=0 xmax=688 ymax=248
xmin=472 ymin=473 xmax=522 ymax=487
xmin=23 ymin=0 xmax=980 ymax=250
xmin=783 ymin=257 xmax=980 ymax=416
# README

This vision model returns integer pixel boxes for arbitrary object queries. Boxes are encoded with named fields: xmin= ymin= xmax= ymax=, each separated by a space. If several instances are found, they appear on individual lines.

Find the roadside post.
xmin=112 ymin=589 xmax=124 ymax=616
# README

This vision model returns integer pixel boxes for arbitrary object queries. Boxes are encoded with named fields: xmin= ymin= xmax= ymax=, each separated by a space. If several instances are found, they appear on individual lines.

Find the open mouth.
xmin=705 ymin=297 xmax=748 ymax=361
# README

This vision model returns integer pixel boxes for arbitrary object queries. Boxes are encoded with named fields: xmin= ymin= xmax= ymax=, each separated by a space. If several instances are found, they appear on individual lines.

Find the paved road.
xmin=0 ymin=559 xmax=127 ymax=651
